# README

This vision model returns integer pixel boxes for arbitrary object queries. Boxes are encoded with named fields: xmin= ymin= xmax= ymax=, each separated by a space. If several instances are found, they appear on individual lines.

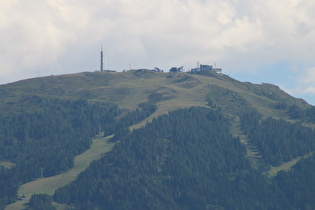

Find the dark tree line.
xmin=288 ymin=105 xmax=315 ymax=122
xmin=3 ymin=98 xmax=315 ymax=209
xmin=0 ymin=96 xmax=118 ymax=209
xmin=274 ymin=153 xmax=315 ymax=210
xmin=241 ymin=112 xmax=315 ymax=166
xmin=54 ymin=107 xmax=290 ymax=210
xmin=20 ymin=107 xmax=315 ymax=210
xmin=26 ymin=194 xmax=56 ymax=210
xmin=103 ymin=101 xmax=156 ymax=137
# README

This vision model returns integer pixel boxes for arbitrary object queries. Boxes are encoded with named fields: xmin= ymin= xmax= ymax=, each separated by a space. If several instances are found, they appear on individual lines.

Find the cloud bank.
xmin=1 ymin=0 xmax=315 ymax=103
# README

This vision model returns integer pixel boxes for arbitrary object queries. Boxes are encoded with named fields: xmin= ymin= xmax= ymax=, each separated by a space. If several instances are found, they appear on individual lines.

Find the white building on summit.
xmin=191 ymin=64 xmax=222 ymax=73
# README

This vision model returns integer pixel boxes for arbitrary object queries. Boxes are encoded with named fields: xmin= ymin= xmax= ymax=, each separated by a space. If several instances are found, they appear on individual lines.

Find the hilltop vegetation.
xmin=0 ymin=71 xmax=308 ymax=116
xmin=1 ymin=70 xmax=315 ymax=209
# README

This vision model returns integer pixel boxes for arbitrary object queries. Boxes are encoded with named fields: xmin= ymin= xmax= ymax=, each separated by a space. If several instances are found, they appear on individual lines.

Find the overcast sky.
xmin=2 ymin=0 xmax=315 ymax=104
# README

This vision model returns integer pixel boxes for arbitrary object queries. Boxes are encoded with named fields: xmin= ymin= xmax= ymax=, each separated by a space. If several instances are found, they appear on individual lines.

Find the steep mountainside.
xmin=1 ymin=70 xmax=315 ymax=209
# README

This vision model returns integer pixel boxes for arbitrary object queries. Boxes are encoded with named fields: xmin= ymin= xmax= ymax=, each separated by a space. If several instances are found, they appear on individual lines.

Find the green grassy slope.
xmin=5 ymin=134 xmax=114 ymax=210
xmin=0 ymin=70 xmax=309 ymax=120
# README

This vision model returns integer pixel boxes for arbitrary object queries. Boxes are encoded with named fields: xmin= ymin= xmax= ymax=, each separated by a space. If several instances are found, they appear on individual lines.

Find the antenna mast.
xmin=100 ymin=46 xmax=104 ymax=72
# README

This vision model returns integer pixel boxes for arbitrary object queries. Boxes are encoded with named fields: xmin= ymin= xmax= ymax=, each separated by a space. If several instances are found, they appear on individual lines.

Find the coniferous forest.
xmin=0 ymin=96 xmax=118 ymax=209
xmin=52 ymin=107 xmax=314 ymax=210
xmin=0 ymin=95 xmax=157 ymax=209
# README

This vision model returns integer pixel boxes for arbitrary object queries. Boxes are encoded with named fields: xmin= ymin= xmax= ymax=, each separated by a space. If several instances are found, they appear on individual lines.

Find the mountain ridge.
xmin=0 ymin=70 xmax=309 ymax=119
xmin=1 ymin=70 xmax=315 ymax=209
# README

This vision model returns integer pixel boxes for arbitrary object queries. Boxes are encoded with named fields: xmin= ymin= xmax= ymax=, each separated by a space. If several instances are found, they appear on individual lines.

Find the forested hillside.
xmin=53 ymin=107 xmax=284 ymax=209
xmin=1 ymin=70 xmax=315 ymax=209
xmin=0 ymin=97 xmax=119 ymax=208
xmin=241 ymin=113 xmax=315 ymax=166
xmin=52 ymin=107 xmax=315 ymax=209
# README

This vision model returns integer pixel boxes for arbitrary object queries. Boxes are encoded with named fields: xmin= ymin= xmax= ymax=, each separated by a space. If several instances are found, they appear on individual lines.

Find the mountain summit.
xmin=1 ymin=70 xmax=315 ymax=210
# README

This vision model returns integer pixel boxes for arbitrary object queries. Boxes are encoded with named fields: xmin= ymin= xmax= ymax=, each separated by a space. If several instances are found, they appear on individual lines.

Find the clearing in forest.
xmin=5 ymin=134 xmax=114 ymax=210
